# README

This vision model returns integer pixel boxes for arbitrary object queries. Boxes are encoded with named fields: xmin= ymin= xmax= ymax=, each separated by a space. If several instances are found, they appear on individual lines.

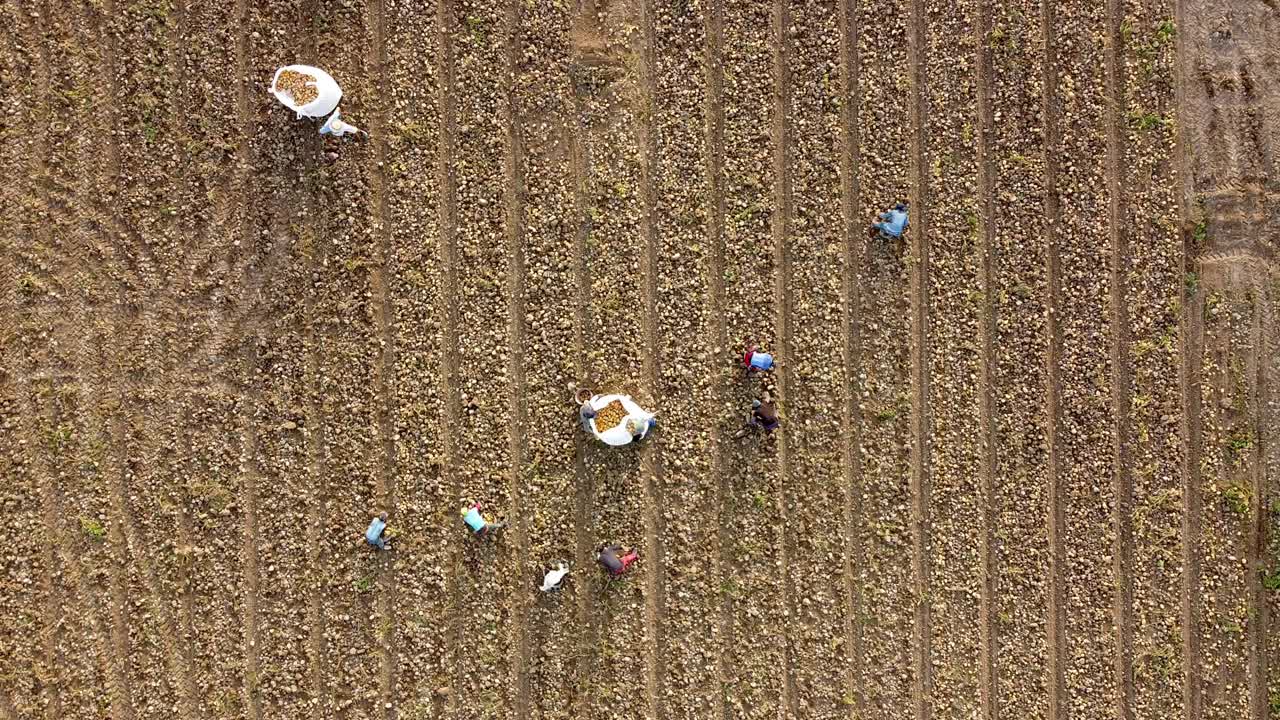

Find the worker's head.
xmin=378 ymin=512 xmax=388 ymax=521
xmin=894 ymin=202 xmax=908 ymax=212
xmin=752 ymin=399 xmax=762 ymax=408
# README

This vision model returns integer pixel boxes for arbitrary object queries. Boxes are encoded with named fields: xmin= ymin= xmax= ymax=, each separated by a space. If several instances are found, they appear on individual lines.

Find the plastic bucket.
xmin=271 ymin=65 xmax=342 ymax=119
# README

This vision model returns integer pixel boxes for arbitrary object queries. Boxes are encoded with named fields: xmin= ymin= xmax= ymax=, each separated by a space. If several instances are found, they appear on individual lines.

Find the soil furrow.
xmin=906 ymin=0 xmax=934 ymax=715
xmin=432 ymin=0 xmax=466 ymax=713
xmin=1038 ymin=0 xmax=1069 ymax=714
xmin=1102 ymin=0 xmax=1136 ymax=711
xmin=1247 ymin=273 xmax=1269 ymax=720
xmin=767 ymin=1 xmax=800 ymax=715
xmin=972 ymin=3 xmax=999 ymax=717
xmin=501 ymin=0 xmax=533 ymax=715
xmin=567 ymin=31 xmax=601 ymax=719
xmin=836 ymin=0 xmax=867 ymax=715
xmin=294 ymin=2 xmax=331 ymax=710
xmin=634 ymin=4 xmax=670 ymax=716
xmin=236 ymin=345 xmax=265 ymax=720
xmin=365 ymin=0 xmax=400 ymax=714
xmin=702 ymin=0 xmax=736 ymax=716
xmin=1171 ymin=1 xmax=1204 ymax=717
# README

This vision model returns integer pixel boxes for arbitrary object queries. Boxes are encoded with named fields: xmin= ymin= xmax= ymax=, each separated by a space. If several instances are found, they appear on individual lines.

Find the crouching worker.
xmin=742 ymin=343 xmax=775 ymax=377
xmin=734 ymin=391 xmax=780 ymax=438
xmin=365 ymin=512 xmax=391 ymax=551
xmin=597 ymin=544 xmax=639 ymax=577
xmin=461 ymin=502 xmax=506 ymax=538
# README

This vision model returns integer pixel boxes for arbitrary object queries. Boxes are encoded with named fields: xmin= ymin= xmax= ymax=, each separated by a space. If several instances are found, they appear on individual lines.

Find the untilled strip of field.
xmin=919 ymin=0 xmax=985 ymax=716
xmin=718 ymin=1 xmax=787 ymax=717
xmin=1193 ymin=256 xmax=1264 ymax=720
xmin=644 ymin=1 xmax=721 ymax=718
xmin=987 ymin=2 xmax=1052 ymax=718
xmin=774 ymin=0 xmax=850 ymax=715
xmin=1116 ymin=0 xmax=1184 ymax=713
xmin=1050 ymin=1 xmax=1125 ymax=718
xmin=852 ymin=0 xmax=915 ymax=715
xmin=564 ymin=2 xmax=661 ymax=717
xmin=503 ymin=0 xmax=592 ymax=717
xmin=382 ymin=0 xmax=454 ymax=716
xmin=435 ymin=1 xmax=524 ymax=716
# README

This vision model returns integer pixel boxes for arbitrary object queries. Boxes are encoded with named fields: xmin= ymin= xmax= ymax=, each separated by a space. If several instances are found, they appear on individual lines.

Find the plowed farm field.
xmin=2 ymin=1 xmax=1278 ymax=719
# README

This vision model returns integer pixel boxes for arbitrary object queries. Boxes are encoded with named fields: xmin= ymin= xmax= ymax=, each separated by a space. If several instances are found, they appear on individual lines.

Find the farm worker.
xmin=579 ymin=400 xmax=597 ymax=431
xmin=597 ymin=544 xmax=639 ymax=577
xmin=365 ymin=512 xmax=391 ymax=551
xmin=540 ymin=562 xmax=570 ymax=592
xmin=734 ymin=391 xmax=780 ymax=438
xmin=742 ymin=343 xmax=774 ymax=376
xmin=872 ymin=201 xmax=909 ymax=240
xmin=320 ymin=108 xmax=366 ymax=138
xmin=626 ymin=416 xmax=657 ymax=443
xmin=461 ymin=502 xmax=506 ymax=538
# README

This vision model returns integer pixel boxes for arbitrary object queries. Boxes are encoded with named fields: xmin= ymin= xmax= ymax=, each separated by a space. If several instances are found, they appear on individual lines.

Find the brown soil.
xmin=0 ymin=1 xmax=1276 ymax=719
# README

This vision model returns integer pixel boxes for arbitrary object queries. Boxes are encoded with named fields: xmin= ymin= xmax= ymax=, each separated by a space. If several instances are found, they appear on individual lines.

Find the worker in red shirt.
xmin=597 ymin=544 xmax=639 ymax=577
xmin=742 ymin=342 xmax=774 ymax=377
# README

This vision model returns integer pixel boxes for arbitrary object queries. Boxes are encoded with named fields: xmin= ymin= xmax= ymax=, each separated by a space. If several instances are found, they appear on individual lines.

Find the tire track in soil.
xmin=236 ymin=345 xmax=265 ymax=720
xmin=366 ymin=0 xmax=400 ymax=714
xmin=633 ymin=2 xmax=669 ymax=717
xmin=500 ymin=2 xmax=533 ymax=717
xmin=91 ymin=0 xmax=153 ymax=291
xmin=767 ymin=1 xmax=799 ymax=715
xmin=972 ymin=2 xmax=999 ymax=717
xmin=905 ymin=0 xmax=933 ymax=716
xmin=1101 ymin=0 xmax=1135 ymax=714
xmin=229 ymin=0 xmax=260 ymax=715
xmin=431 ymin=0 xmax=466 ymax=713
xmin=835 ymin=0 xmax=867 ymax=714
xmin=703 ymin=0 xmax=735 ymax=716
xmin=11 ymin=339 xmax=113 ymax=720
xmin=1 ymin=5 xmax=63 ymax=713
xmin=294 ymin=2 xmax=332 ymax=711
xmin=1247 ymin=272 xmax=1270 ymax=720
xmin=1038 ymin=0 xmax=1069 ymax=714
xmin=1170 ymin=0 xmax=1203 ymax=716
xmin=567 ymin=47 xmax=601 ymax=720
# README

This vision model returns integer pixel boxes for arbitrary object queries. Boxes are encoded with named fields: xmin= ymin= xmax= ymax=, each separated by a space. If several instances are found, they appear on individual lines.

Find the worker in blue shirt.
xmin=461 ymin=502 xmax=507 ymax=538
xmin=873 ymin=201 xmax=909 ymax=240
xmin=365 ymin=512 xmax=391 ymax=551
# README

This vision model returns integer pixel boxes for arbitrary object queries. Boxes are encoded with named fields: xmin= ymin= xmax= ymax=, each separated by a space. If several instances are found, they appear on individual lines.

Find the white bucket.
xmin=270 ymin=65 xmax=342 ymax=119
